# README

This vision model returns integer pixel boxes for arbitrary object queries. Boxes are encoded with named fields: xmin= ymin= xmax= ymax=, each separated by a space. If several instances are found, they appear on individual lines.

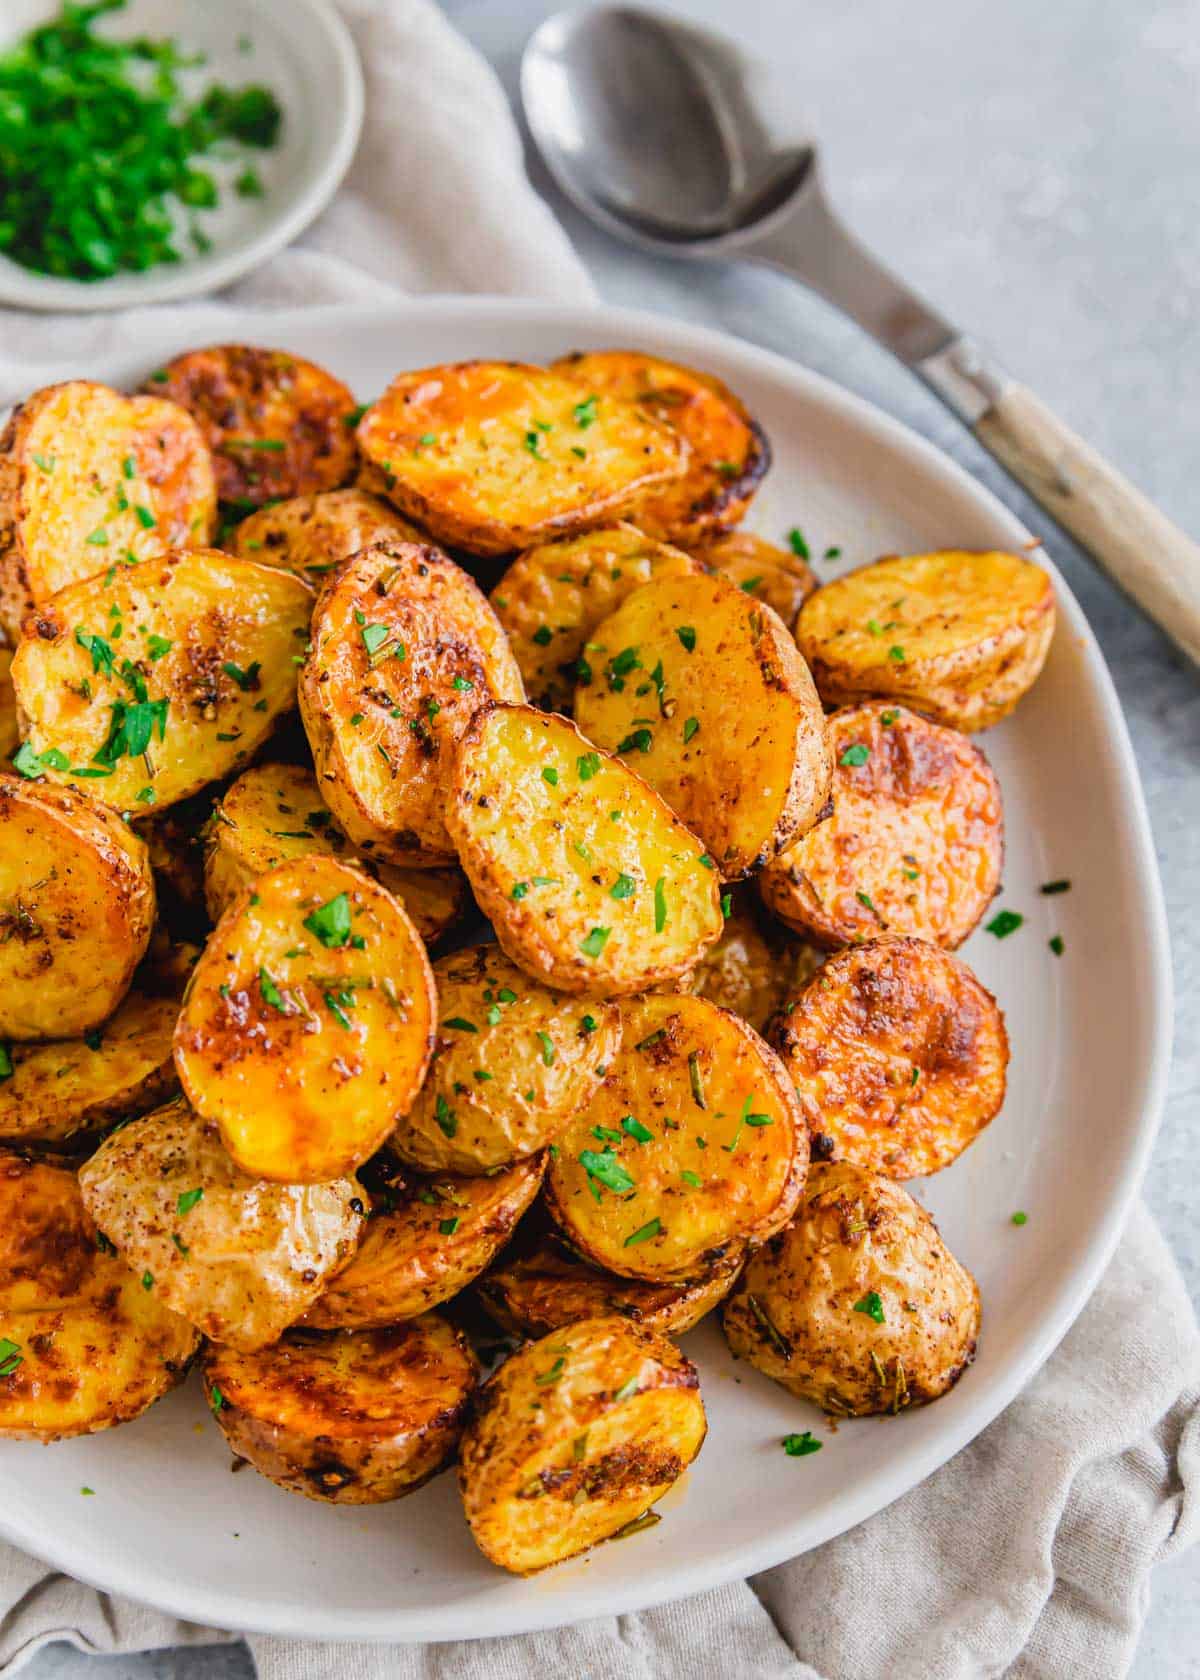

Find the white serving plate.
xmin=0 ymin=299 xmax=1170 ymax=1643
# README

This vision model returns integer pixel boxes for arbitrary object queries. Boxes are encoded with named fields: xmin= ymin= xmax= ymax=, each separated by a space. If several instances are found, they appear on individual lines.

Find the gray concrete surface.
xmin=20 ymin=0 xmax=1197 ymax=1674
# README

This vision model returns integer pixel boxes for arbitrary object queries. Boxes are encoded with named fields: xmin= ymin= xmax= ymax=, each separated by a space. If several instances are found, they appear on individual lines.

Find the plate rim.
xmin=0 ymin=295 xmax=1172 ymax=1642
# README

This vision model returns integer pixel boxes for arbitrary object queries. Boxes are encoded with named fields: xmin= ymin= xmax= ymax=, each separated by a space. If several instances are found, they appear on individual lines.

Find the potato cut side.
xmin=797 ymin=549 xmax=1056 ymax=731
xmin=459 ymin=1314 xmax=706 ymax=1574
xmin=490 ymin=524 xmax=704 ymax=713
xmin=448 ymin=705 xmax=723 ymax=995
xmin=0 ymin=379 xmax=216 ymax=640
xmin=477 ymin=1236 xmax=743 ymax=1341
xmin=303 ymin=1152 xmax=545 ymax=1329
xmin=551 ymin=351 xmax=769 ymax=546
xmin=0 ymin=1155 xmax=198 ymax=1440
xmin=574 ymin=570 xmax=831 ymax=878
xmin=232 ymin=488 xmax=424 ymax=588
xmin=175 ymin=855 xmax=435 ymax=1183
xmin=687 ymin=887 xmax=824 ymax=1032
xmin=759 ymin=702 xmax=1003 ymax=950
xmin=356 ymin=361 xmax=686 ymax=555
xmin=0 ymin=775 xmax=154 ymax=1039
xmin=11 ymin=548 xmax=312 ymax=815
xmin=0 ymin=989 xmax=179 ymax=1143
xmin=79 ymin=1098 xmax=365 ymax=1350
xmin=700 ymin=531 xmax=816 ymax=632
xmin=393 ymin=944 xmax=622 ymax=1174
xmin=768 ymin=936 xmax=1008 ymax=1179
xmin=145 ymin=346 xmax=359 ymax=507
xmin=544 ymin=991 xmax=808 ymax=1283
xmin=722 ymin=1161 xmax=980 ymax=1416
xmin=299 ymin=539 xmax=525 ymax=866
xmin=204 ymin=1313 xmax=477 ymax=1503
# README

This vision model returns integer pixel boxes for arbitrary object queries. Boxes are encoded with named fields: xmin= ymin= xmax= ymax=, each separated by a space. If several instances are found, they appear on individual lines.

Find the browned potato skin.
xmin=700 ymin=531 xmax=816 ymax=632
xmin=203 ymin=1313 xmax=478 ymax=1503
xmin=0 ymin=1155 xmax=198 ymax=1441
xmin=490 ymin=524 xmax=705 ymax=713
xmin=299 ymin=539 xmax=525 ymax=867
xmin=303 ymin=1153 xmax=546 ymax=1329
xmin=0 ymin=775 xmax=155 ymax=1039
xmin=232 ymin=488 xmax=424 ymax=588
xmin=145 ymin=346 xmax=358 ymax=507
xmin=551 ymin=351 xmax=770 ymax=547
xmin=768 ymin=937 xmax=1009 ymax=1179
xmin=0 ymin=647 xmax=18 ymax=760
xmin=477 ymin=1236 xmax=743 ymax=1340
xmin=687 ymin=887 xmax=824 ymax=1032
xmin=797 ymin=550 xmax=1056 ymax=731
xmin=759 ymin=702 xmax=1003 ymax=950
xmin=722 ymin=1161 xmax=980 ymax=1416
xmin=459 ymin=1314 xmax=706 ymax=1573
xmin=0 ymin=379 xmax=217 ymax=640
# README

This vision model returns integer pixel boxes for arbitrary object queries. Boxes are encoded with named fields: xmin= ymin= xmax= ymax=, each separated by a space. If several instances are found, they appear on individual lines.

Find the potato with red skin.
xmin=686 ymin=887 xmax=823 ymax=1032
xmin=700 ymin=530 xmax=816 ymax=631
xmin=232 ymin=488 xmax=424 ymax=588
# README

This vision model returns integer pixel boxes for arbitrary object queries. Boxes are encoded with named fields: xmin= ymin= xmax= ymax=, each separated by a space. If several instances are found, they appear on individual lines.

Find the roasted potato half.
xmin=203 ymin=1314 xmax=478 ymax=1503
xmin=447 ymin=705 xmax=723 ymax=995
xmin=303 ymin=1153 xmax=545 ymax=1329
xmin=0 ymin=647 xmax=18 ymax=760
xmin=0 ymin=379 xmax=216 ymax=640
xmin=0 ymin=989 xmax=179 ymax=1144
xmin=574 ymin=570 xmax=831 ymax=878
xmin=11 ymin=548 xmax=312 ymax=815
xmin=393 ymin=944 xmax=621 ymax=1174
xmin=490 ymin=524 xmax=704 ymax=713
xmin=768 ymin=937 xmax=1008 ymax=1178
xmin=232 ymin=488 xmax=423 ymax=588
xmin=144 ymin=346 xmax=359 ymax=507
xmin=687 ymin=888 xmax=824 ymax=1032
xmin=175 ymin=855 xmax=436 ymax=1183
xmin=722 ymin=1160 xmax=980 ymax=1416
xmin=797 ymin=550 xmax=1056 ymax=731
xmin=545 ymin=991 xmax=807 ymax=1283
xmin=460 ymin=1314 xmax=705 ymax=1573
xmin=0 ymin=775 xmax=154 ymax=1039
xmin=551 ymin=351 xmax=769 ymax=546
xmin=700 ymin=531 xmax=816 ymax=632
xmin=759 ymin=702 xmax=1003 ymax=950
xmin=79 ymin=1098 xmax=365 ymax=1350
xmin=477 ymin=1236 xmax=743 ymax=1340
xmin=299 ymin=539 xmax=525 ymax=867
xmin=0 ymin=1155 xmax=198 ymax=1440
xmin=356 ymin=361 xmax=686 ymax=555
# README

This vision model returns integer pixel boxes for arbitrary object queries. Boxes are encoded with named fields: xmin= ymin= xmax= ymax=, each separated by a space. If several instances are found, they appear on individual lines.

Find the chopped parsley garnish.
xmin=853 ymin=1291 xmax=885 ymax=1323
xmin=721 ymin=892 xmax=733 ymax=918
xmin=0 ymin=1337 xmax=22 ymax=1376
xmin=209 ymin=1386 xmax=226 ymax=1415
xmin=535 ymin=1355 xmax=566 ymax=1386
xmin=452 ymin=675 xmax=473 ymax=692
xmin=621 ymin=1115 xmax=652 ymax=1143
xmin=580 ymin=926 xmax=610 ymax=958
xmin=788 ymin=528 xmax=810 ymax=559
xmin=687 ymin=1050 xmax=706 ymax=1109
xmin=888 ymin=645 xmax=906 ymax=662
xmin=682 ymin=717 xmax=699 ymax=744
xmin=93 ymin=696 xmax=168 ymax=767
xmin=324 ymin=989 xmax=355 ymax=1030
xmin=438 ymin=1217 xmax=460 ymax=1236
xmin=134 ymin=505 xmax=156 ymax=529
xmin=302 ymin=891 xmax=353 ymax=949
xmin=840 ymin=743 xmax=870 ymax=767
xmin=610 ymin=872 xmax=637 ymax=901
xmin=572 ymin=395 xmax=598 ymax=428
xmin=176 ymin=1187 xmax=204 ymax=1215
xmin=681 ymin=1169 xmax=702 ymax=1188
xmin=531 ymin=624 xmax=553 ymax=646
xmin=85 ymin=527 xmax=108 ymax=546
xmin=1040 ymin=879 xmax=1071 ymax=895
xmin=581 ymin=1014 xmax=597 ymax=1035
xmin=523 ymin=430 xmax=547 ymax=459
xmin=75 ymin=627 xmax=115 ymax=675
xmin=442 ymin=1017 xmax=478 ymax=1033
xmin=1049 ymin=934 xmax=1065 ymax=956
xmin=541 ymin=766 xmax=559 ymax=786
xmin=0 ymin=1046 xmax=12 ymax=1082
xmin=222 ymin=659 xmax=261 ymax=692
xmin=612 ymin=1376 xmax=640 ymax=1402
xmin=618 ymin=727 xmax=652 ymax=755
xmin=435 ymin=1094 xmax=457 ymax=1137
xmin=676 ymin=625 xmax=696 ymax=653
xmin=579 ymin=1146 xmax=634 ymax=1195
xmin=537 ymin=1030 xmax=555 ymax=1067
xmin=258 ymin=968 xmax=286 ymax=1011
xmin=141 ymin=1271 xmax=154 ymax=1291
xmin=361 ymin=623 xmax=389 ymax=657
xmin=653 ymin=876 xmax=668 ymax=932
xmin=986 ymin=909 xmax=1024 ymax=939
xmin=624 ymin=1217 xmax=661 ymax=1247
xmin=1011 ymin=1210 xmax=1028 ymax=1226
xmin=146 ymin=633 xmax=172 ymax=661
xmin=782 ymin=1431 xmax=823 ymax=1457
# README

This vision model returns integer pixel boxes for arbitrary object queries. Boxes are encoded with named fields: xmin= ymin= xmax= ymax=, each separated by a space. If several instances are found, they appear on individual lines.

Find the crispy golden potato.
xmin=459 ymin=1314 xmax=706 ymax=1574
xmin=797 ymin=550 xmax=1056 ymax=731
xmin=0 ymin=647 xmax=18 ymax=761
xmin=759 ymin=702 xmax=1003 ymax=950
xmin=0 ymin=990 xmax=179 ymax=1144
xmin=0 ymin=379 xmax=216 ymax=641
xmin=722 ymin=1161 xmax=980 ymax=1416
xmin=0 ymin=1155 xmax=198 ymax=1440
xmin=447 ymin=705 xmax=723 ymax=996
xmin=551 ymin=351 xmax=769 ymax=546
xmin=0 ymin=775 xmax=154 ymax=1039
xmin=79 ymin=1098 xmax=365 ymax=1350
xmin=232 ymin=488 xmax=423 ymax=588
xmin=545 ymin=991 xmax=807 ymax=1283
xmin=144 ymin=346 xmax=358 ymax=507
xmin=175 ymin=855 xmax=435 ymax=1183
xmin=393 ymin=945 xmax=621 ymax=1175
xmin=299 ymin=539 xmax=525 ymax=867
xmin=687 ymin=888 xmax=824 ymax=1031
xmin=11 ymin=548 xmax=312 ymax=815
xmin=203 ymin=1313 xmax=477 ymax=1503
xmin=303 ymin=1153 xmax=545 ymax=1329
xmin=700 ymin=531 xmax=816 ymax=631
xmin=477 ymin=1236 xmax=742 ymax=1340
xmin=490 ymin=524 xmax=704 ymax=713
xmin=574 ymin=570 xmax=831 ymax=878
xmin=356 ymin=361 xmax=685 ymax=555
xmin=768 ymin=937 xmax=1009 ymax=1178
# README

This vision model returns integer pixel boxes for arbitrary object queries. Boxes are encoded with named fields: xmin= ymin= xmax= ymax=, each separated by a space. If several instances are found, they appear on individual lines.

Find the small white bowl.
xmin=0 ymin=0 xmax=363 ymax=311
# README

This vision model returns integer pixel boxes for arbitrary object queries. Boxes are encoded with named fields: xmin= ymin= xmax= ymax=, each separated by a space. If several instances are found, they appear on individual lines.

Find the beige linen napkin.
xmin=0 ymin=4 xmax=1194 ymax=1677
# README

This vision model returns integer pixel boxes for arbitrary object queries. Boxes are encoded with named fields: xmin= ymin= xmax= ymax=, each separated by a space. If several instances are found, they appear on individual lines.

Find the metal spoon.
xmin=522 ymin=4 xmax=1200 ymax=663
